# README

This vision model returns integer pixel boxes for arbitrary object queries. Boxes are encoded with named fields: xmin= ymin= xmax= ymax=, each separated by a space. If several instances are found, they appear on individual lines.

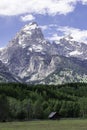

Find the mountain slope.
xmin=0 ymin=60 xmax=19 ymax=82
xmin=43 ymin=56 xmax=87 ymax=84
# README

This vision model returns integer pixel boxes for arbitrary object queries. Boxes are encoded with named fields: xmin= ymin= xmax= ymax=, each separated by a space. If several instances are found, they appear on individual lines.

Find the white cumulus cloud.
xmin=21 ymin=14 xmax=35 ymax=22
xmin=39 ymin=25 xmax=48 ymax=31
xmin=81 ymin=0 xmax=87 ymax=4
xmin=57 ymin=26 xmax=87 ymax=44
xmin=0 ymin=0 xmax=87 ymax=16
xmin=47 ymin=33 xmax=63 ymax=41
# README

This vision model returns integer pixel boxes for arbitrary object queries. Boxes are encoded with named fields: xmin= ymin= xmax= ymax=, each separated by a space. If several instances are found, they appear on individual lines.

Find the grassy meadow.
xmin=0 ymin=119 xmax=87 ymax=130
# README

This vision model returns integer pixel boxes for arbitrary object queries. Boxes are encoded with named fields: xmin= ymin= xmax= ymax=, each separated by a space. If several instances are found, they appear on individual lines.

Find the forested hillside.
xmin=0 ymin=83 xmax=87 ymax=121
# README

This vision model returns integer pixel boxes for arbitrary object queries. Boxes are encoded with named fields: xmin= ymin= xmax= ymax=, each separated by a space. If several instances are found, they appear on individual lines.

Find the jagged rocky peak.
xmin=22 ymin=22 xmax=39 ymax=31
xmin=20 ymin=21 xmax=44 ymax=39
xmin=8 ymin=22 xmax=44 ymax=48
xmin=54 ymin=34 xmax=87 ymax=60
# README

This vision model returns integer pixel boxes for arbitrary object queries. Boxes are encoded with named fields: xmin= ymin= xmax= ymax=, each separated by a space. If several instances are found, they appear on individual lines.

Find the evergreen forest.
xmin=0 ymin=83 xmax=87 ymax=121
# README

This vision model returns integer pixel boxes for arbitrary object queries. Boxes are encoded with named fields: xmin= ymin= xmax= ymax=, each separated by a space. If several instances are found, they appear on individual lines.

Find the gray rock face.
xmin=0 ymin=22 xmax=87 ymax=84
xmin=0 ymin=60 xmax=19 ymax=82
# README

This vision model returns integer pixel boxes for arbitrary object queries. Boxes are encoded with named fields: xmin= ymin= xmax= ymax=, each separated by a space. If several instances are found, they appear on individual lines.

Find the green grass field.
xmin=0 ymin=119 xmax=87 ymax=130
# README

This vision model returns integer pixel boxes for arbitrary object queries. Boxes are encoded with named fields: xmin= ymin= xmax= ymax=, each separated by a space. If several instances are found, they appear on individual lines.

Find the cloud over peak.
xmin=57 ymin=26 xmax=87 ymax=44
xmin=20 ymin=14 xmax=35 ymax=22
xmin=0 ymin=0 xmax=87 ymax=16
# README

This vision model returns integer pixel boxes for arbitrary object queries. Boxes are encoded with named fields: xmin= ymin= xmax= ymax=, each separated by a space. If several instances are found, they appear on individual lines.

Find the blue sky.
xmin=0 ymin=0 xmax=87 ymax=47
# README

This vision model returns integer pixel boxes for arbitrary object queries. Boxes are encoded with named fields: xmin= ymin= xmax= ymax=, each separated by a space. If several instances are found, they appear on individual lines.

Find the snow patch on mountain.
xmin=69 ymin=50 xmax=83 ymax=56
xmin=32 ymin=45 xmax=43 ymax=52
xmin=28 ymin=47 xmax=33 ymax=52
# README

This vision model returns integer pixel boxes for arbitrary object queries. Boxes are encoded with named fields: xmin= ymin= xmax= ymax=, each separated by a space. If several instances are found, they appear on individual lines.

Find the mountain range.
xmin=0 ymin=22 xmax=87 ymax=84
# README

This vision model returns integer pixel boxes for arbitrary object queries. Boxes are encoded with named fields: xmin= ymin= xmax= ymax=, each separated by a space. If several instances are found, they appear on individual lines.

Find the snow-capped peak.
xmin=10 ymin=22 xmax=44 ymax=48
xmin=22 ymin=22 xmax=39 ymax=31
xmin=69 ymin=50 xmax=83 ymax=56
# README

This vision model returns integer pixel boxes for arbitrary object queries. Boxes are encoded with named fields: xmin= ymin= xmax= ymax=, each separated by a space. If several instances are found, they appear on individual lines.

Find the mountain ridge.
xmin=0 ymin=22 xmax=87 ymax=84
xmin=54 ymin=35 xmax=87 ymax=60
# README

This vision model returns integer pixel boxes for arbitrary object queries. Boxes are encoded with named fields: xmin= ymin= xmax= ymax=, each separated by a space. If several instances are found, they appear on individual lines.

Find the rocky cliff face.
xmin=0 ymin=60 xmax=19 ymax=82
xmin=0 ymin=22 xmax=87 ymax=84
